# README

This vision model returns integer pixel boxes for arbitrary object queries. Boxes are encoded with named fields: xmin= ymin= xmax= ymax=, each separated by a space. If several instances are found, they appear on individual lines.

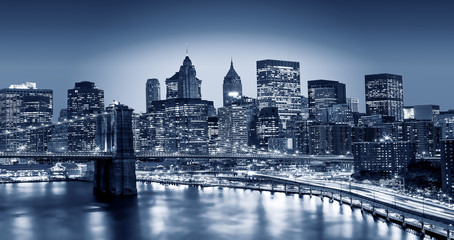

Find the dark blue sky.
xmin=1 ymin=0 xmax=453 ymax=118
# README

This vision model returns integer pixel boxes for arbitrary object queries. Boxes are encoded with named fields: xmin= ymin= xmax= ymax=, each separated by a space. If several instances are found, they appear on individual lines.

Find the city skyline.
xmin=1 ymin=0 xmax=453 ymax=119
xmin=2 ymin=1 xmax=454 ymax=239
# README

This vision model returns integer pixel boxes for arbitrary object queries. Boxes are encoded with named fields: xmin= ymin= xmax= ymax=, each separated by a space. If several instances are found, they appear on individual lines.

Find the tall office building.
xmin=0 ymin=82 xmax=53 ymax=152
xmin=223 ymin=59 xmax=242 ymax=106
xmin=347 ymin=97 xmax=359 ymax=113
xmin=150 ymin=98 xmax=213 ymax=154
xmin=365 ymin=73 xmax=404 ymax=122
xmin=256 ymin=107 xmax=281 ymax=149
xmin=256 ymin=59 xmax=301 ymax=130
xmin=146 ymin=78 xmax=160 ymax=113
xmin=67 ymin=81 xmax=104 ymax=151
xmin=165 ymin=55 xmax=201 ymax=100
xmin=152 ymin=54 xmax=212 ymax=154
xmin=300 ymin=96 xmax=309 ymax=119
xmin=307 ymin=80 xmax=346 ymax=120
xmin=218 ymin=98 xmax=257 ymax=153
xmin=207 ymin=117 xmax=220 ymax=154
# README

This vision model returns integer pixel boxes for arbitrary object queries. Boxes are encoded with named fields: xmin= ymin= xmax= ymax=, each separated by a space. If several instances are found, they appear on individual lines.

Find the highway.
xmin=253 ymin=173 xmax=454 ymax=224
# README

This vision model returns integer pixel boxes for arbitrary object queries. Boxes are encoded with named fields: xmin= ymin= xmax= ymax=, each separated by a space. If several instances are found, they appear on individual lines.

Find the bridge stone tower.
xmin=93 ymin=103 xmax=137 ymax=196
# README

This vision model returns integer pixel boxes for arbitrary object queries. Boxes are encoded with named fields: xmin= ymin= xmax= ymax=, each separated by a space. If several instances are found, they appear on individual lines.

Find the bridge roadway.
xmin=245 ymin=174 xmax=454 ymax=231
xmin=0 ymin=152 xmax=354 ymax=162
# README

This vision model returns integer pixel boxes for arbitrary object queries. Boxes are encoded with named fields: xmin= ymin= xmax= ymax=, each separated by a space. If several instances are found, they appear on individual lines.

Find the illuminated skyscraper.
xmin=153 ymin=54 xmax=212 ymax=154
xmin=67 ymin=81 xmax=104 ymax=151
xmin=307 ymin=80 xmax=346 ymax=120
xmin=146 ymin=78 xmax=160 ymax=113
xmin=365 ymin=73 xmax=404 ymax=122
xmin=256 ymin=59 xmax=301 ymax=130
xmin=166 ymin=54 xmax=201 ymax=100
xmin=223 ymin=59 xmax=242 ymax=106
xmin=347 ymin=97 xmax=359 ymax=113
xmin=0 ymin=82 xmax=53 ymax=152
xmin=218 ymin=98 xmax=257 ymax=152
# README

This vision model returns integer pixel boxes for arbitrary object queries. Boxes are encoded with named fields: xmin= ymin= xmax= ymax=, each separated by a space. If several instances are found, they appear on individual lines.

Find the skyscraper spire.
xmin=186 ymin=43 xmax=188 ymax=56
xmin=230 ymin=57 xmax=233 ymax=68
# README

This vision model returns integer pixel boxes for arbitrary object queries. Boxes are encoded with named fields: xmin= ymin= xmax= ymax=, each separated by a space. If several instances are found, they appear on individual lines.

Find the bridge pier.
xmin=385 ymin=209 xmax=389 ymax=221
xmin=94 ymin=104 xmax=137 ymax=197
xmin=447 ymin=229 xmax=450 ymax=240
xmin=402 ymin=215 xmax=406 ymax=228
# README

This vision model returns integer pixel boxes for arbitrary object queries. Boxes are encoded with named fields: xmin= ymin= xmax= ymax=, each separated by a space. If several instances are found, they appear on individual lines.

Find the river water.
xmin=0 ymin=181 xmax=421 ymax=240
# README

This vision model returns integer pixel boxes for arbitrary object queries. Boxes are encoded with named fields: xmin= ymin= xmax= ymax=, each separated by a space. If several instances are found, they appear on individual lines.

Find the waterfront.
xmin=0 ymin=181 xmax=422 ymax=240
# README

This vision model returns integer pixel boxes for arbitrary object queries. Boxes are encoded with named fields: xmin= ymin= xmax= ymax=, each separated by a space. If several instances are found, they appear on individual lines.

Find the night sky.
xmin=1 ymin=0 xmax=453 ymax=119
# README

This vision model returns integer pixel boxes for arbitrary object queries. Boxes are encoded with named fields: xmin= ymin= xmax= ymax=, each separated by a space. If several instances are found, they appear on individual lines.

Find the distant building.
xmin=207 ymin=117 xmax=219 ymax=154
xmin=223 ymin=60 xmax=242 ymax=106
xmin=402 ymin=120 xmax=441 ymax=157
xmin=308 ymin=124 xmax=352 ymax=155
xmin=307 ymin=80 xmax=346 ymax=120
xmin=150 ymin=98 xmax=213 ymax=154
xmin=48 ymin=109 xmax=69 ymax=152
xmin=300 ymin=96 xmax=309 ymax=119
xmin=146 ymin=78 xmax=160 ymax=113
xmin=441 ymin=139 xmax=454 ymax=196
xmin=256 ymin=59 xmax=301 ymax=130
xmin=347 ymin=97 xmax=359 ymax=113
xmin=313 ymin=87 xmax=337 ymax=123
xmin=132 ymin=113 xmax=155 ymax=152
xmin=328 ymin=104 xmax=354 ymax=126
xmin=165 ymin=55 xmax=201 ymax=100
xmin=0 ymin=82 xmax=53 ymax=152
xmin=257 ymin=107 xmax=281 ymax=150
xmin=414 ymin=105 xmax=439 ymax=121
xmin=67 ymin=81 xmax=104 ymax=151
xmin=218 ymin=99 xmax=257 ymax=153
xmin=353 ymin=140 xmax=415 ymax=177
xmin=403 ymin=106 xmax=415 ymax=120
xmin=365 ymin=73 xmax=404 ymax=122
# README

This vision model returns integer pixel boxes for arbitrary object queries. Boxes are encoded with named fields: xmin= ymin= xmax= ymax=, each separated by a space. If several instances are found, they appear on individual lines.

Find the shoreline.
xmin=1 ymin=178 xmax=451 ymax=239
xmin=140 ymin=178 xmax=452 ymax=240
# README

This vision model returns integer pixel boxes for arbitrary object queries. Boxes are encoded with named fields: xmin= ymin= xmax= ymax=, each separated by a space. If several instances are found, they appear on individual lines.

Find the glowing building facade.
xmin=67 ymin=81 xmax=104 ymax=151
xmin=365 ymin=73 xmax=404 ymax=122
xmin=0 ymin=82 xmax=53 ymax=152
xmin=256 ymin=60 xmax=301 ymax=130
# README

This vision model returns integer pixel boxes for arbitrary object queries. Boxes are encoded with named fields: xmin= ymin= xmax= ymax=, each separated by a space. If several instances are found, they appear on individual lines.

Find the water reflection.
xmin=0 ymin=182 xmax=420 ymax=240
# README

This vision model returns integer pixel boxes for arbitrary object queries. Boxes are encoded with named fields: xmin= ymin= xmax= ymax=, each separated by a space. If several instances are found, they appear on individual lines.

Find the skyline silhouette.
xmin=1 ymin=0 xmax=453 ymax=119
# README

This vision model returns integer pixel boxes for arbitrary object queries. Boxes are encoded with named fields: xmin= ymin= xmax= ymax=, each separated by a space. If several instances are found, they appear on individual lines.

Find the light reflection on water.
xmin=0 ymin=181 xmax=420 ymax=240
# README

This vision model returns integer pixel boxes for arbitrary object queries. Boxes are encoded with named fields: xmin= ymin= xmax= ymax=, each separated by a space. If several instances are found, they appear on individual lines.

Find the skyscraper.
xmin=257 ymin=107 xmax=281 ymax=149
xmin=307 ymin=80 xmax=346 ymax=120
xmin=67 ymin=81 xmax=104 ymax=151
xmin=218 ymin=98 xmax=256 ymax=153
xmin=146 ymin=78 xmax=160 ymax=113
xmin=223 ymin=59 xmax=242 ymax=106
xmin=0 ymin=82 xmax=53 ymax=152
xmin=347 ymin=97 xmax=359 ymax=113
xmin=256 ymin=59 xmax=301 ymax=130
xmin=165 ymin=54 xmax=202 ymax=100
xmin=365 ymin=73 xmax=404 ymax=122
xmin=153 ymin=54 xmax=212 ymax=154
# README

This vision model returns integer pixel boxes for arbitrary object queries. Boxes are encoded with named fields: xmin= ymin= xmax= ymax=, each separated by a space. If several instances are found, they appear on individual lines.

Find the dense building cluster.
xmin=0 ymin=53 xmax=453 ymax=195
